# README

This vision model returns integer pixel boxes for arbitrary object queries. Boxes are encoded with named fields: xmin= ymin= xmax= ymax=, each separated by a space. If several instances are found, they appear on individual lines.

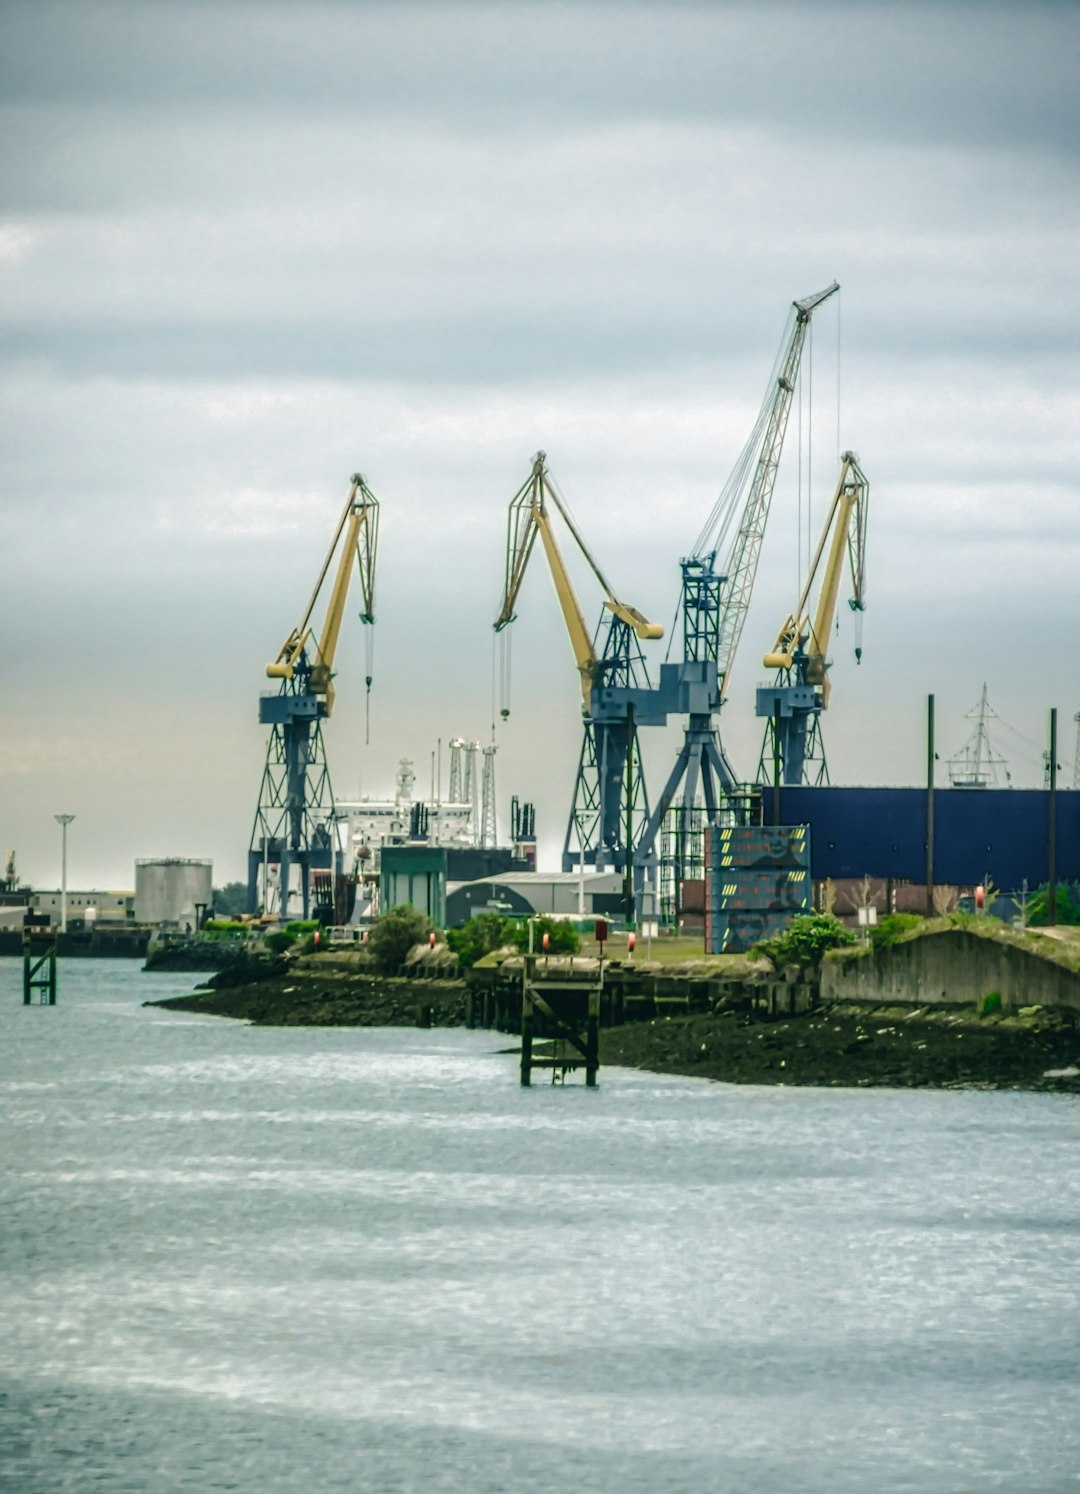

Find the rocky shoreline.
xmin=147 ymin=966 xmax=1080 ymax=1092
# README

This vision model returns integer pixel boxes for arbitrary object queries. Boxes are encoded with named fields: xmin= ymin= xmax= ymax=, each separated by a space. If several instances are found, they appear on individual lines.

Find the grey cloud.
xmin=3 ymin=300 xmax=1076 ymax=388
xmin=2 ymin=2 xmax=1077 ymax=161
xmin=1 ymin=0 xmax=1076 ymax=887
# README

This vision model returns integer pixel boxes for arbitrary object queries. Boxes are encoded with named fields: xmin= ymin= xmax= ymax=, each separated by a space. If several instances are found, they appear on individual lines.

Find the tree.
xmin=840 ymin=874 xmax=881 ymax=915
xmin=367 ymin=904 xmax=434 ymax=972
xmin=932 ymin=884 xmax=958 ymax=917
xmin=213 ymin=881 xmax=248 ymax=917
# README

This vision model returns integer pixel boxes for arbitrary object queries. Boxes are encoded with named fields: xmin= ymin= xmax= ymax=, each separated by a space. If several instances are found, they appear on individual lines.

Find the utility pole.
xmin=772 ymin=699 xmax=782 ymax=826
xmin=54 ymin=814 xmax=75 ymax=934
xmin=925 ymin=696 xmax=935 ymax=916
xmin=1048 ymin=708 xmax=1057 ymax=926
xmin=623 ymin=703 xmax=636 ymax=928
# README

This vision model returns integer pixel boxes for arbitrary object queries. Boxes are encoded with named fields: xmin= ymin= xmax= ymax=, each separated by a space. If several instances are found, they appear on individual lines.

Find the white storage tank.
xmin=135 ymin=858 xmax=213 ymax=927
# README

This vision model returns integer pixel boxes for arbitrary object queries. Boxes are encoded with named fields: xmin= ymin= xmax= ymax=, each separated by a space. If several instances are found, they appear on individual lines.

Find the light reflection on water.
xmin=1 ymin=957 xmax=1079 ymax=1493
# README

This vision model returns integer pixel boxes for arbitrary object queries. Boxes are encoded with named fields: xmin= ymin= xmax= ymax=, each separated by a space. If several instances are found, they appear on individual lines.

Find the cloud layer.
xmin=2 ymin=0 xmax=1077 ymax=886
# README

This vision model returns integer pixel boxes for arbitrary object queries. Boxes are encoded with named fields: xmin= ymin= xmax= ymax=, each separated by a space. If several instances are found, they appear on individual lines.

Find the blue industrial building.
xmin=770 ymin=787 xmax=1077 ymax=891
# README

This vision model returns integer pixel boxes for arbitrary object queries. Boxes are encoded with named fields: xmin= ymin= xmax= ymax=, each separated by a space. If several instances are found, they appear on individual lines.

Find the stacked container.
xmin=705 ymin=825 xmax=811 ymax=953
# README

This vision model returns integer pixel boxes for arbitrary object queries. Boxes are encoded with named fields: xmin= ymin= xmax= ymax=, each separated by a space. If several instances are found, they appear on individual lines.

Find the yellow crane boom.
xmin=494 ymin=451 xmax=661 ymax=714
xmin=763 ymin=450 xmax=868 ymax=708
xmin=266 ymin=473 xmax=380 ymax=716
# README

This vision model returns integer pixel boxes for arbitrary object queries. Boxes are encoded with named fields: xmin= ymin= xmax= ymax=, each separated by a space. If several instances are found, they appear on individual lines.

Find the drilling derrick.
xmin=248 ymin=473 xmax=379 ymax=919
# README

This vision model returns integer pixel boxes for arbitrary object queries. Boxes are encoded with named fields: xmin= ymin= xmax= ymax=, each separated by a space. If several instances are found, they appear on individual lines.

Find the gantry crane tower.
xmin=248 ymin=473 xmax=379 ymax=919
xmin=637 ymin=282 xmax=840 ymax=870
xmin=494 ymin=451 xmax=666 ymax=886
xmin=756 ymin=450 xmax=868 ymax=784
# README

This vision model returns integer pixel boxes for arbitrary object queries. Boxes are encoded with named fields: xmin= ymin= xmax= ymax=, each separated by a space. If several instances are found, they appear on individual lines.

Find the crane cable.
xmin=807 ymin=318 xmax=813 ymax=579
xmin=364 ymin=627 xmax=374 ymax=745
xmin=494 ymin=628 xmax=512 ymax=724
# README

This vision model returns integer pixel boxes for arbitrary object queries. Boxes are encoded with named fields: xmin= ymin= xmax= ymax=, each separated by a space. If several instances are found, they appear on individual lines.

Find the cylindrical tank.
xmin=135 ymin=858 xmax=213 ymax=927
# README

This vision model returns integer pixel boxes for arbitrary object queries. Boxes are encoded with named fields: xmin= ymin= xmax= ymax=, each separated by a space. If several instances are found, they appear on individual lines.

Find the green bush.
xmin=285 ymin=919 xmax=320 ymax=935
xmin=980 ymin=990 xmax=1003 ymax=1015
xmin=264 ymin=930 xmax=296 ymax=954
xmin=868 ymin=912 xmax=923 ymax=951
xmin=752 ymin=912 xmax=856 ymax=970
xmin=446 ymin=913 xmax=518 ymax=969
xmin=367 ymin=904 xmax=434 ymax=973
xmin=1024 ymin=883 xmax=1080 ymax=927
xmin=510 ymin=916 xmax=580 ymax=957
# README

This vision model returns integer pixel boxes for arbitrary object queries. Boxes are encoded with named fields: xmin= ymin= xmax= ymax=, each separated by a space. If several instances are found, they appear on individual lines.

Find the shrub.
xmin=367 ymin=904 xmax=434 ymax=973
xmin=1024 ymin=883 xmax=1080 ymax=927
xmin=752 ymin=912 xmax=856 ymax=970
xmin=980 ymin=991 xmax=1003 ymax=1015
xmin=264 ymin=930 xmax=297 ymax=955
xmin=510 ymin=916 xmax=580 ymax=957
xmin=446 ymin=913 xmax=518 ymax=969
xmin=868 ymin=912 xmax=923 ymax=951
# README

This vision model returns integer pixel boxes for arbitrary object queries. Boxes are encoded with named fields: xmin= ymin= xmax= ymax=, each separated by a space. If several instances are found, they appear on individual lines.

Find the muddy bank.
xmin=601 ymin=1004 xmax=1080 ymax=1092
xmin=148 ymin=969 xmax=467 ymax=1028
xmin=147 ymin=966 xmax=1080 ymax=1091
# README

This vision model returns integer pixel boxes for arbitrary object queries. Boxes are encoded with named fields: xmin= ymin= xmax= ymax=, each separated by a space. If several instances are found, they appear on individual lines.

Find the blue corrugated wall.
xmin=772 ymin=787 xmax=1078 ymax=889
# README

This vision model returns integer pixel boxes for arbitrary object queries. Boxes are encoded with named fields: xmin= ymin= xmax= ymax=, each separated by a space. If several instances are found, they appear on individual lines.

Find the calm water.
xmin=1 ymin=959 xmax=1078 ymax=1493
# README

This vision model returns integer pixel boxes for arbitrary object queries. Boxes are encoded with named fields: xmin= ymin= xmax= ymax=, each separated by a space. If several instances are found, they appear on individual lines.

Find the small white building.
xmin=32 ymin=890 xmax=135 ymax=926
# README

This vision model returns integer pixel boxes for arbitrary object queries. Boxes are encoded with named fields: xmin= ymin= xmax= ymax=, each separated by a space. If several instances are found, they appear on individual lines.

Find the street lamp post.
xmin=54 ymin=814 xmax=75 ymax=934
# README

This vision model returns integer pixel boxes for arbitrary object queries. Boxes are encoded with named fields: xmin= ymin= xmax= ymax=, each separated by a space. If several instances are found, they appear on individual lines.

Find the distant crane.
xmin=248 ymin=473 xmax=380 ymax=919
xmin=638 ymin=282 xmax=840 ymax=864
xmin=480 ymin=744 xmax=498 ymax=849
xmin=756 ymin=450 xmax=869 ymax=784
xmin=494 ymin=451 xmax=666 ymax=884
xmin=947 ymin=684 xmax=1011 ymax=789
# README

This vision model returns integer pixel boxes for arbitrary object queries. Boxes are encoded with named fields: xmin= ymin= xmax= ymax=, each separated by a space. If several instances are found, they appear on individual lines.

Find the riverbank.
xmin=151 ymin=970 xmax=467 ymax=1028
xmin=148 ymin=966 xmax=1080 ymax=1091
xmin=600 ymin=1003 xmax=1080 ymax=1091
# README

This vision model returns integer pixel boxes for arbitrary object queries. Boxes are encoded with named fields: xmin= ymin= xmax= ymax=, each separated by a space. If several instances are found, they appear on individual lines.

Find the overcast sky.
xmin=2 ymin=0 xmax=1077 ymax=889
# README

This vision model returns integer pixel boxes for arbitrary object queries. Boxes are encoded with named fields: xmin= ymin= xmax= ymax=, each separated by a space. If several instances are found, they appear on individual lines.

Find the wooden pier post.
xmin=520 ymin=952 xmax=601 ymax=1087
xmin=22 ymin=930 xmax=58 ymax=1005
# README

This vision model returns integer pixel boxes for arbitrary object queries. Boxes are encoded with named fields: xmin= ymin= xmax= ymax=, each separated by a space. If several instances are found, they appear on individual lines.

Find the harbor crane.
xmin=756 ymin=450 xmax=869 ymax=784
xmin=248 ymin=473 xmax=380 ymax=919
xmin=494 ymin=451 xmax=666 ymax=888
xmin=637 ymin=281 xmax=840 ymax=867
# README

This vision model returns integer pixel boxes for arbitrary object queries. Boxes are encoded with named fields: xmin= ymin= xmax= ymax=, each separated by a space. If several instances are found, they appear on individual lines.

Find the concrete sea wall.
xmin=821 ymin=929 xmax=1080 ymax=1014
